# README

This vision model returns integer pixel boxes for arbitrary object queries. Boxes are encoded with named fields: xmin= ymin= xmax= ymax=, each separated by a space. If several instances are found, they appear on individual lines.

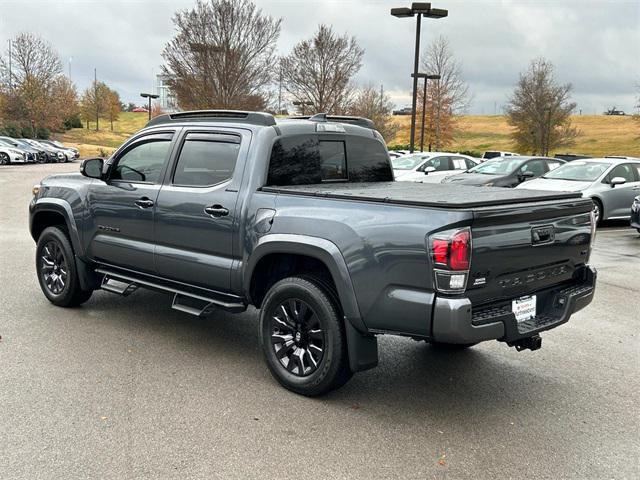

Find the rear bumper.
xmin=431 ymin=266 xmax=597 ymax=344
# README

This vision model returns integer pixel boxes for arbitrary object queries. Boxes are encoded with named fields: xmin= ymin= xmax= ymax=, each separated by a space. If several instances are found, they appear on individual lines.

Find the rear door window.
xmin=451 ymin=157 xmax=468 ymax=170
xmin=172 ymin=133 xmax=241 ymax=187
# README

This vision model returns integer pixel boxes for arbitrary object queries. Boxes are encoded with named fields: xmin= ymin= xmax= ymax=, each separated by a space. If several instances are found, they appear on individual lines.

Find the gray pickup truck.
xmin=30 ymin=111 xmax=597 ymax=396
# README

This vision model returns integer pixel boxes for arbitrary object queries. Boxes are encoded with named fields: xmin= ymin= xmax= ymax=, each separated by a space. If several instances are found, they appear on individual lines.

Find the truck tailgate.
xmin=466 ymin=198 xmax=594 ymax=306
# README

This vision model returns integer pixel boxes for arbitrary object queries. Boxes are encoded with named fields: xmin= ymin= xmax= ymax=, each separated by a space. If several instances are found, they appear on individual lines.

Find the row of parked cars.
xmin=0 ymin=136 xmax=79 ymax=165
xmin=389 ymin=150 xmax=640 ymax=229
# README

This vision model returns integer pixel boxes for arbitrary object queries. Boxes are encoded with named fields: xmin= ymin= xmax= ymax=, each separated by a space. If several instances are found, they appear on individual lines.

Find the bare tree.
xmin=281 ymin=24 xmax=364 ymax=114
xmin=419 ymin=36 xmax=470 ymax=150
xmin=349 ymin=84 xmax=400 ymax=141
xmin=506 ymin=58 xmax=578 ymax=155
xmin=0 ymin=33 xmax=62 ymax=87
xmin=161 ymin=0 xmax=281 ymax=110
xmin=0 ymin=33 xmax=72 ymax=134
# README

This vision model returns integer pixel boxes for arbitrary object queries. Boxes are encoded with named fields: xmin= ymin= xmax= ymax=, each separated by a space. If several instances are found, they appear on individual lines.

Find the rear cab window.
xmin=267 ymin=134 xmax=392 ymax=186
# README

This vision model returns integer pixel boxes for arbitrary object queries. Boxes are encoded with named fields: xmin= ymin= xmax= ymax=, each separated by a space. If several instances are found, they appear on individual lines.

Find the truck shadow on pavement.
xmin=81 ymin=288 xmax=573 ymax=425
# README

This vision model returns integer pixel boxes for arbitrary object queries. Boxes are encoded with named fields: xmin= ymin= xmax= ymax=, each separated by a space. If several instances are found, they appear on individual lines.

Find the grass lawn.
xmin=56 ymin=111 xmax=640 ymax=158
xmin=389 ymin=115 xmax=640 ymax=157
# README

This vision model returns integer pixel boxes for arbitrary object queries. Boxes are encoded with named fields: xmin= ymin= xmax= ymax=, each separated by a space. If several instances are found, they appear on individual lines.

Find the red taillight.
xmin=449 ymin=229 xmax=470 ymax=270
xmin=432 ymin=239 xmax=449 ymax=265
xmin=430 ymin=228 xmax=471 ymax=271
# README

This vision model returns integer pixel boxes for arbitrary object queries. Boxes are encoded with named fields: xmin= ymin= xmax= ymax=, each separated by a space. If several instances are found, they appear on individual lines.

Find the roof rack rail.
xmin=146 ymin=110 xmax=277 ymax=127
xmin=289 ymin=113 xmax=375 ymax=129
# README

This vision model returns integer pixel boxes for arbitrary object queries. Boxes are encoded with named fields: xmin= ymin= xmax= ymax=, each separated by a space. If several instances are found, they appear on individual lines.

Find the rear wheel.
xmin=259 ymin=276 xmax=352 ymax=396
xmin=0 ymin=152 xmax=10 ymax=165
xmin=36 ymin=226 xmax=93 ymax=307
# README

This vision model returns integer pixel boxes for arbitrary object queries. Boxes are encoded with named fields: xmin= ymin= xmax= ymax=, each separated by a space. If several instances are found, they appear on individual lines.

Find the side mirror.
xmin=519 ymin=170 xmax=535 ymax=180
xmin=610 ymin=176 xmax=626 ymax=187
xmin=424 ymin=166 xmax=436 ymax=174
xmin=80 ymin=157 xmax=104 ymax=179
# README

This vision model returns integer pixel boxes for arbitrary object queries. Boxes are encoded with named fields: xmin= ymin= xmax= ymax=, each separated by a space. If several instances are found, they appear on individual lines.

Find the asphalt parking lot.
xmin=1 ymin=162 xmax=639 ymax=480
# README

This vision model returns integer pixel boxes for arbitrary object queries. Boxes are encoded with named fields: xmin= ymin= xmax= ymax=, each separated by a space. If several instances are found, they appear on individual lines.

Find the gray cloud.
xmin=1 ymin=0 xmax=638 ymax=114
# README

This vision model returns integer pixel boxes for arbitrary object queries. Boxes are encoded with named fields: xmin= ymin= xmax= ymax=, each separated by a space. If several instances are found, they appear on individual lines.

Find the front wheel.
xmin=592 ymin=198 xmax=603 ymax=226
xmin=36 ymin=226 xmax=93 ymax=307
xmin=259 ymin=276 xmax=352 ymax=396
xmin=0 ymin=152 xmax=10 ymax=165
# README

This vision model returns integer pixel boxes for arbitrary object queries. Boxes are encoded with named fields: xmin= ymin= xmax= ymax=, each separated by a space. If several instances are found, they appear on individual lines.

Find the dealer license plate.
xmin=512 ymin=295 xmax=536 ymax=323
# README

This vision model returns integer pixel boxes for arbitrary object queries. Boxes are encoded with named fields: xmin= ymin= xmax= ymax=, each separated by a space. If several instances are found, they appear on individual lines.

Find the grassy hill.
xmin=389 ymin=115 xmax=640 ymax=157
xmin=56 ymin=112 xmax=640 ymax=158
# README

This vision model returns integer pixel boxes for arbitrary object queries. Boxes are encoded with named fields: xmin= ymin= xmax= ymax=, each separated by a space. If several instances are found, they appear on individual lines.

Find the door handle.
xmin=204 ymin=205 xmax=229 ymax=217
xmin=134 ymin=197 xmax=154 ymax=209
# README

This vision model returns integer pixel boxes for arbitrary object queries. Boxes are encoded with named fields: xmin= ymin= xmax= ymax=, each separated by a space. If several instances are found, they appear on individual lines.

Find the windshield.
xmin=390 ymin=154 xmax=430 ymax=170
xmin=0 ymin=139 xmax=15 ymax=147
xmin=543 ymin=161 xmax=610 ymax=182
xmin=468 ymin=158 xmax=523 ymax=175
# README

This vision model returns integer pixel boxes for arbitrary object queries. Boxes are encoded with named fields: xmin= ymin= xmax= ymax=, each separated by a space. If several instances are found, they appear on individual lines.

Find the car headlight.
xmin=32 ymin=185 xmax=41 ymax=197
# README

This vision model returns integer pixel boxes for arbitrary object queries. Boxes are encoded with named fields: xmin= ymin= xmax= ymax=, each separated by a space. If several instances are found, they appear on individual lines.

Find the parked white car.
xmin=0 ymin=144 xmax=29 ymax=164
xmin=482 ymin=150 xmax=519 ymax=160
xmin=391 ymin=152 xmax=479 ymax=183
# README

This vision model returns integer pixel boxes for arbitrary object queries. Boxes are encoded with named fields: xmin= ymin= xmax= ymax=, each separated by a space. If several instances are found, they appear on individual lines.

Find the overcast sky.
xmin=1 ymin=0 xmax=638 ymax=114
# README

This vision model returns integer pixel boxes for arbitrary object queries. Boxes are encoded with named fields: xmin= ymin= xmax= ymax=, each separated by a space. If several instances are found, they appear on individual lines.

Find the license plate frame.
xmin=512 ymin=295 xmax=537 ymax=323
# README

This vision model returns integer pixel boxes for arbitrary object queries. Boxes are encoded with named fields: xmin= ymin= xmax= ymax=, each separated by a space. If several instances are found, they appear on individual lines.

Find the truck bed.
xmin=261 ymin=182 xmax=583 ymax=209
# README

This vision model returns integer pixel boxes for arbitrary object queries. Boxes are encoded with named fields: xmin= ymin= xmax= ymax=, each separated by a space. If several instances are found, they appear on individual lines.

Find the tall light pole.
xmin=412 ymin=72 xmax=440 ymax=152
xmin=391 ymin=3 xmax=448 ymax=153
xmin=140 ymin=93 xmax=160 ymax=122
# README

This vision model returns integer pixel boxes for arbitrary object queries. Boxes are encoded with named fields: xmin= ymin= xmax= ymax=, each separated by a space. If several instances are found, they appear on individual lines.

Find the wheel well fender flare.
xmin=30 ymin=199 xmax=84 ymax=256
xmin=244 ymin=234 xmax=364 ymax=332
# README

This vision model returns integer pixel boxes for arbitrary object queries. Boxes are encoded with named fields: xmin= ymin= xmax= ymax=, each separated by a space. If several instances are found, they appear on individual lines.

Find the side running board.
xmin=96 ymin=268 xmax=246 ymax=317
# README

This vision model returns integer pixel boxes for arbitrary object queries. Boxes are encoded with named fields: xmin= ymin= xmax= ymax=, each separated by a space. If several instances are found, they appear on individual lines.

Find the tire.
xmin=0 ymin=152 xmax=10 ymax=165
xmin=428 ymin=341 xmax=477 ymax=351
xmin=36 ymin=226 xmax=93 ymax=307
xmin=259 ymin=276 xmax=352 ymax=396
xmin=592 ymin=198 xmax=603 ymax=226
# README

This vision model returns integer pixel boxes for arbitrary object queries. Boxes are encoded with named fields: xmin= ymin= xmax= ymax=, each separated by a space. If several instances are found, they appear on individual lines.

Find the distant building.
xmin=156 ymin=74 xmax=178 ymax=112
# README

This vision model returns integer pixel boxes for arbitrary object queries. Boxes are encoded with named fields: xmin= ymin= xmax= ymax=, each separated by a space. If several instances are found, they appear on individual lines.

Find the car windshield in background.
xmin=469 ymin=158 xmax=523 ymax=175
xmin=543 ymin=161 xmax=610 ymax=181
xmin=390 ymin=154 xmax=429 ymax=170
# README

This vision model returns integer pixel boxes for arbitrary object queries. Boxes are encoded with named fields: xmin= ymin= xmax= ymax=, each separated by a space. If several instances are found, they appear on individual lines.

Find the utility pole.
xmin=94 ymin=68 xmax=99 ymax=131
xmin=8 ymin=39 xmax=12 ymax=90
xmin=278 ymin=59 xmax=283 ymax=115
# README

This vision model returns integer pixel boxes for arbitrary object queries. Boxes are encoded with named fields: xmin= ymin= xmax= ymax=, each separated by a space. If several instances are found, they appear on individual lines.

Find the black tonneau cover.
xmin=261 ymin=182 xmax=582 ymax=209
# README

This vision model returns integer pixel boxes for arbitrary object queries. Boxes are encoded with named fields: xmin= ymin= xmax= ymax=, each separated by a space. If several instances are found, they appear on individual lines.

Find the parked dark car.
xmin=442 ymin=156 xmax=565 ymax=188
xmin=37 ymin=139 xmax=80 ymax=161
xmin=22 ymin=139 xmax=67 ymax=163
xmin=29 ymin=110 xmax=597 ymax=396
xmin=631 ymin=196 xmax=640 ymax=233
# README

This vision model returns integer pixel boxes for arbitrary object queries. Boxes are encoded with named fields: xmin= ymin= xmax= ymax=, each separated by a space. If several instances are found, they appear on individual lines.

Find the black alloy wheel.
xmin=270 ymin=298 xmax=325 ymax=376
xmin=259 ymin=276 xmax=352 ymax=396
xmin=40 ymin=240 xmax=69 ymax=295
xmin=36 ymin=226 xmax=93 ymax=307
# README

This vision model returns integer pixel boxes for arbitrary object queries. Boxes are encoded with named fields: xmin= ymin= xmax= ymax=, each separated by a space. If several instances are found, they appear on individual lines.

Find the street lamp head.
xmin=411 ymin=2 xmax=431 ymax=13
xmin=426 ymin=74 xmax=441 ymax=80
xmin=390 ymin=7 xmax=413 ymax=17
xmin=140 ymin=93 xmax=159 ymax=99
xmin=425 ymin=7 xmax=448 ymax=18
